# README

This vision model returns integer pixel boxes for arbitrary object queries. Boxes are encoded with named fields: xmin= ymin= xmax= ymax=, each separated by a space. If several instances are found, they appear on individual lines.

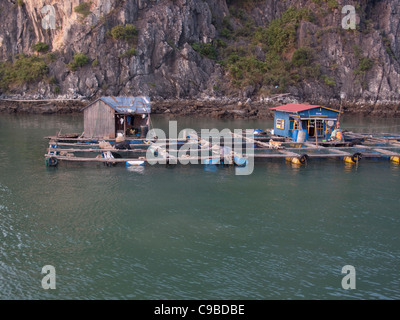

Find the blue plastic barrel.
xmin=233 ymin=156 xmax=248 ymax=167
xmin=204 ymin=158 xmax=220 ymax=165
xmin=292 ymin=130 xmax=299 ymax=142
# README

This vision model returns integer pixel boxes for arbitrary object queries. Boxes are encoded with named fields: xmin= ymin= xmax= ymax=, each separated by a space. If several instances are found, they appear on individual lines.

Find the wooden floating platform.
xmin=44 ymin=130 xmax=400 ymax=167
xmin=45 ymin=154 xmax=221 ymax=163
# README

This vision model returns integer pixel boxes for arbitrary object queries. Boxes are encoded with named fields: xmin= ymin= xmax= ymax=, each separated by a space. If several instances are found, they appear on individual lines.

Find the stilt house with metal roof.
xmin=81 ymin=96 xmax=151 ymax=139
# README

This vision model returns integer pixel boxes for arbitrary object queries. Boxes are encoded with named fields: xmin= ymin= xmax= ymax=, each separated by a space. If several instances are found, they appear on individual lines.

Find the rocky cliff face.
xmin=0 ymin=0 xmax=399 ymax=114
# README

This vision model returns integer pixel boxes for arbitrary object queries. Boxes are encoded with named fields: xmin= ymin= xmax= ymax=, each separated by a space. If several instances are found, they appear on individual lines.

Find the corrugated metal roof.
xmin=82 ymin=96 xmax=151 ymax=113
xmin=270 ymin=103 xmax=341 ymax=113
xmin=100 ymin=96 xmax=151 ymax=114
xmin=270 ymin=103 xmax=322 ymax=112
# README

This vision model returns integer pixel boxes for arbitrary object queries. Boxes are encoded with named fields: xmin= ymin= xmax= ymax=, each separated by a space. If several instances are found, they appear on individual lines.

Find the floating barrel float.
xmin=390 ymin=156 xmax=400 ymax=163
xmin=204 ymin=158 xmax=221 ymax=165
xmin=344 ymin=152 xmax=362 ymax=164
xmin=126 ymin=160 xmax=145 ymax=167
xmin=233 ymin=156 xmax=248 ymax=167
xmin=45 ymin=156 xmax=58 ymax=167
xmin=285 ymin=154 xmax=309 ymax=165
xmin=253 ymin=129 xmax=264 ymax=135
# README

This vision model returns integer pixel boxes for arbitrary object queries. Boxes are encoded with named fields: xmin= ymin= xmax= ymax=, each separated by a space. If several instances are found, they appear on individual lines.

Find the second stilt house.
xmin=270 ymin=103 xmax=341 ymax=141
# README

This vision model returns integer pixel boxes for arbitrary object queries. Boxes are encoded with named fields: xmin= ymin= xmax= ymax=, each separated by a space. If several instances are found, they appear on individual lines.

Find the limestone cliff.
xmin=0 ymin=0 xmax=399 ymax=115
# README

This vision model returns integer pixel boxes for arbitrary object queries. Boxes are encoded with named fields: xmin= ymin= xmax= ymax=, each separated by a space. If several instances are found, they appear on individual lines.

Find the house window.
xmin=276 ymin=119 xmax=285 ymax=130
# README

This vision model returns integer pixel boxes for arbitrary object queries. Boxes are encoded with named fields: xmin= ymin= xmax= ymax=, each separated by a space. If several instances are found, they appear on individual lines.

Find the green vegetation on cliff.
xmin=33 ymin=42 xmax=50 ymax=53
xmin=110 ymin=24 xmax=138 ymax=41
xmin=197 ymin=6 xmax=320 ymax=93
xmin=74 ymin=2 xmax=92 ymax=19
xmin=0 ymin=54 xmax=48 ymax=90
xmin=68 ymin=53 xmax=90 ymax=71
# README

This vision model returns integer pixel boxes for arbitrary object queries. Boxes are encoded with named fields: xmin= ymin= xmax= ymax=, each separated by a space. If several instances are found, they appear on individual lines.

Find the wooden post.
xmin=339 ymin=98 xmax=343 ymax=123
xmin=315 ymin=119 xmax=318 ymax=147
xmin=123 ymin=115 xmax=127 ymax=137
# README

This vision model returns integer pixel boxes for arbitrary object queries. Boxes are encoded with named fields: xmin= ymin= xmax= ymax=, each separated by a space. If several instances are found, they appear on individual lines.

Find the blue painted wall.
xmin=273 ymin=111 xmax=290 ymax=137
xmin=298 ymin=107 xmax=339 ymax=119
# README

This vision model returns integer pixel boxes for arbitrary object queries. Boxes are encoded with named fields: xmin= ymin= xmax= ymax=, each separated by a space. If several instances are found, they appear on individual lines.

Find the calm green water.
xmin=0 ymin=114 xmax=399 ymax=300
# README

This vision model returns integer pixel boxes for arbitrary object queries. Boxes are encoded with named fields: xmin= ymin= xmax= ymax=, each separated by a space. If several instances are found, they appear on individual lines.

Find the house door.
xmin=316 ymin=120 xmax=324 ymax=137
xmin=307 ymin=120 xmax=325 ymax=137
xmin=308 ymin=120 xmax=315 ymax=137
xmin=115 ymin=115 xmax=126 ymax=136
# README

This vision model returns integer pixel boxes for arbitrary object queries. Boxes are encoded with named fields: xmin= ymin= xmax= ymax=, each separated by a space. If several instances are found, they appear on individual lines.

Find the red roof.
xmin=270 ymin=103 xmax=322 ymax=113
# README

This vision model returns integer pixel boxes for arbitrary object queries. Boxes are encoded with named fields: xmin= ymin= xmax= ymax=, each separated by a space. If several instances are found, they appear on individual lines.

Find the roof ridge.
xmin=270 ymin=103 xmax=340 ymax=113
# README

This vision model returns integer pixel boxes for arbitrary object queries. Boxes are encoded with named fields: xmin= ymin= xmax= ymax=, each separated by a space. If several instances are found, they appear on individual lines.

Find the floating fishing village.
xmin=44 ymin=96 xmax=400 ymax=169
xmin=3 ymin=0 xmax=400 ymax=303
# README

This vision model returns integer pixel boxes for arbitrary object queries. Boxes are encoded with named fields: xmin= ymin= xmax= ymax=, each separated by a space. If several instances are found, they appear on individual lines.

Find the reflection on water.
xmin=285 ymin=161 xmax=302 ymax=172
xmin=343 ymin=161 xmax=359 ymax=172
xmin=126 ymin=166 xmax=146 ymax=174
xmin=390 ymin=162 xmax=399 ymax=176
xmin=0 ymin=114 xmax=400 ymax=300
xmin=340 ymin=116 xmax=400 ymax=134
